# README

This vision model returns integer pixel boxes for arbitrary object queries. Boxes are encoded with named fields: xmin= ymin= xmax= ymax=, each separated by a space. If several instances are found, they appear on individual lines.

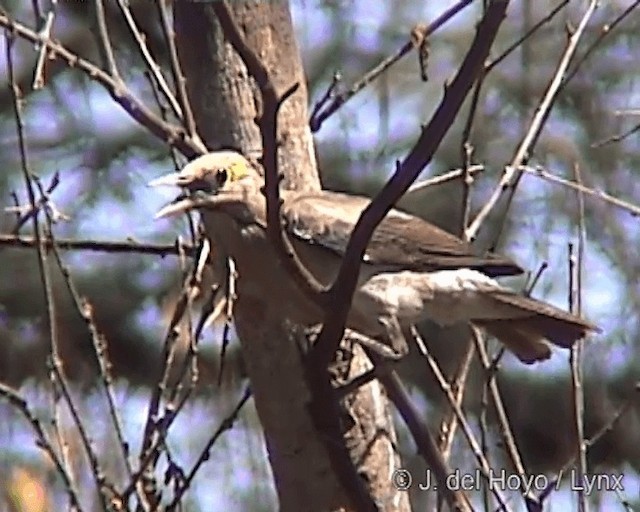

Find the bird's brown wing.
xmin=282 ymin=190 xmax=523 ymax=278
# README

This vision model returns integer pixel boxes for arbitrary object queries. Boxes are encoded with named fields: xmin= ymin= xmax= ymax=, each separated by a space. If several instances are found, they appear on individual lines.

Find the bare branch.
xmin=0 ymin=383 xmax=84 ymax=511
xmin=485 ymin=0 xmax=570 ymax=73
xmin=309 ymin=0 xmax=475 ymax=132
xmin=314 ymin=0 xmax=510 ymax=367
xmin=517 ymin=164 xmax=640 ymax=217
xmin=166 ymin=386 xmax=251 ymax=510
xmin=32 ymin=0 xmax=57 ymax=89
xmin=413 ymin=327 xmax=511 ymax=511
xmin=466 ymin=0 xmax=599 ymax=242
xmin=156 ymin=0 xmax=200 ymax=142
xmin=379 ymin=366 xmax=473 ymax=512
xmin=569 ymin=161 xmax=587 ymax=512
xmin=117 ymin=0 xmax=183 ymax=121
xmin=0 ymin=233 xmax=195 ymax=257
xmin=0 ymin=11 xmax=206 ymax=158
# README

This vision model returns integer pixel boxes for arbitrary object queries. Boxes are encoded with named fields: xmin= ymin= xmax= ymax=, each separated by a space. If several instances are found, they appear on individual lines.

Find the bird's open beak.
xmin=154 ymin=192 xmax=239 ymax=220
xmin=154 ymin=197 xmax=199 ymax=219
xmin=150 ymin=171 xmax=202 ymax=219
xmin=148 ymin=172 xmax=193 ymax=188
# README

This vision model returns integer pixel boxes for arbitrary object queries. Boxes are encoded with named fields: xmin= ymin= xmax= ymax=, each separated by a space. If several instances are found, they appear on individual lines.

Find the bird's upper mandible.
xmin=149 ymin=151 xmax=260 ymax=194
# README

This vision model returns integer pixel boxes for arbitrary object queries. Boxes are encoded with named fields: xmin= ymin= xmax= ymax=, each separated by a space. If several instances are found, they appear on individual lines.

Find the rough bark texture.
xmin=174 ymin=2 xmax=408 ymax=511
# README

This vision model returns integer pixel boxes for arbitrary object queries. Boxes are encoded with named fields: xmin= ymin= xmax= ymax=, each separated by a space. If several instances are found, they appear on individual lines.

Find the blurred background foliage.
xmin=1 ymin=0 xmax=640 ymax=510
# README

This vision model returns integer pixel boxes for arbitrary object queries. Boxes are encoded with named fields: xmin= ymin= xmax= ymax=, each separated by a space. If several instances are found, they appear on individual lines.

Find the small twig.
xmin=437 ymin=339 xmax=475 ymax=461
xmin=412 ymin=327 xmax=511 ymax=511
xmin=472 ymin=327 xmax=539 ymax=510
xmin=592 ymin=121 xmax=640 ymax=148
xmin=30 ymin=173 xmax=113 ymax=509
xmin=0 ymin=11 xmax=206 ymax=158
xmin=539 ymin=383 xmax=640 ymax=503
xmin=156 ymin=0 xmax=201 ymax=143
xmin=94 ymin=0 xmax=119 ymax=78
xmin=117 ymin=0 xmax=183 ymax=121
xmin=309 ymin=71 xmax=341 ymax=125
xmin=82 ymin=300 xmax=134 ymax=478
xmin=309 ymin=0 xmax=475 ymax=132
xmin=7 ymin=36 xmax=89 ymax=504
xmin=0 ymin=383 xmax=84 ymax=512
xmin=516 ymin=164 xmax=640 ymax=217
xmin=166 ymin=385 xmax=252 ymax=510
xmin=563 ymin=0 xmax=640 ymax=86
xmin=569 ymin=161 xmax=587 ymax=512
xmin=525 ymin=261 xmax=548 ymax=297
xmin=48 ymin=355 xmax=111 ymax=509
xmin=217 ymin=257 xmax=237 ymax=387
xmin=485 ymin=0 xmax=570 ymax=73
xmin=405 ymin=164 xmax=484 ymax=194
xmin=32 ymin=0 xmax=57 ymax=89
xmin=378 ymin=365 xmax=473 ymax=512
xmin=466 ymin=0 xmax=599 ymax=243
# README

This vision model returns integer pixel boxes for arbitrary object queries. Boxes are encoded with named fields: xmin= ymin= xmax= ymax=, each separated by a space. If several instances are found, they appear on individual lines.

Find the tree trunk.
xmin=174 ymin=2 xmax=409 ymax=511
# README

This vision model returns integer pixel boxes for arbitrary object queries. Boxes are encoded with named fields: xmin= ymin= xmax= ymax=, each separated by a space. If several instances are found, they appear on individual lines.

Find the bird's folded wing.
xmin=281 ymin=191 xmax=523 ymax=277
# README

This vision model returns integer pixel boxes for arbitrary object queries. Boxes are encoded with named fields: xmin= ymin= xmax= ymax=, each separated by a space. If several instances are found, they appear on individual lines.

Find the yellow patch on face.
xmin=195 ymin=152 xmax=255 ymax=192
xmin=226 ymin=159 xmax=251 ymax=183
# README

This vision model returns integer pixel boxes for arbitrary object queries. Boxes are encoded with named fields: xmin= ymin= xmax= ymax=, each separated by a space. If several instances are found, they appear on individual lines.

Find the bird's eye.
xmin=215 ymin=168 xmax=228 ymax=187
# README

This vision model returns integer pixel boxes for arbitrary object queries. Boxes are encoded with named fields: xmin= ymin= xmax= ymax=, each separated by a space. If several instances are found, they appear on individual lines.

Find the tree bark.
xmin=174 ymin=2 xmax=409 ymax=511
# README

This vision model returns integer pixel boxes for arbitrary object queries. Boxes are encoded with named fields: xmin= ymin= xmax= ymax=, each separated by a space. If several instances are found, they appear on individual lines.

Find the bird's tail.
xmin=474 ymin=290 xmax=598 ymax=364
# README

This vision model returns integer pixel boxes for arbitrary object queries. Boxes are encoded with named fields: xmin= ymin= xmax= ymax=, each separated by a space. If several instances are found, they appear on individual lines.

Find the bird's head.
xmin=150 ymin=151 xmax=262 ymax=219
xmin=150 ymin=151 xmax=259 ymax=194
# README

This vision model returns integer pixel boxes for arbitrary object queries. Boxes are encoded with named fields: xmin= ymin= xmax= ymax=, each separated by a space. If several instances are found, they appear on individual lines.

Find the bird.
xmin=150 ymin=151 xmax=597 ymax=364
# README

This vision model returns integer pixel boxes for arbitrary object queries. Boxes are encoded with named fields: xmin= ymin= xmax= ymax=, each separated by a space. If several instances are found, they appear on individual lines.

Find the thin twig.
xmin=156 ymin=0 xmax=200 ymax=142
xmin=539 ymin=383 xmax=640 ymax=503
xmin=563 ymin=0 xmax=640 ymax=86
xmin=32 ymin=0 xmax=57 ymax=89
xmin=309 ymin=0 xmax=475 ymax=132
xmin=379 ymin=367 xmax=473 ymax=512
xmin=412 ymin=327 xmax=511 ymax=511
xmin=0 ymin=383 xmax=84 ymax=512
xmin=166 ymin=385 xmax=252 ymax=510
xmin=517 ymin=164 xmax=640 ymax=217
xmin=30 ymin=175 xmax=113 ymax=509
xmin=405 ymin=164 xmax=484 ymax=194
xmin=94 ymin=0 xmax=119 ymax=78
xmin=83 ymin=300 xmax=134 ymax=477
xmin=485 ymin=0 xmax=570 ymax=73
xmin=8 ymin=33 xmax=92 ymax=507
xmin=592 ymin=121 xmax=640 ymax=148
xmin=0 ymin=11 xmax=205 ymax=158
xmin=437 ymin=339 xmax=475 ymax=461
xmin=117 ymin=0 xmax=183 ymax=120
xmin=569 ymin=161 xmax=587 ymax=512
xmin=472 ymin=327 xmax=540 ymax=510
xmin=466 ymin=0 xmax=599 ymax=242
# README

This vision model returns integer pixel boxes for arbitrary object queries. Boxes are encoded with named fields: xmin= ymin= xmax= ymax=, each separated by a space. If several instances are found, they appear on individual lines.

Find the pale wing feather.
xmin=282 ymin=190 xmax=522 ymax=277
